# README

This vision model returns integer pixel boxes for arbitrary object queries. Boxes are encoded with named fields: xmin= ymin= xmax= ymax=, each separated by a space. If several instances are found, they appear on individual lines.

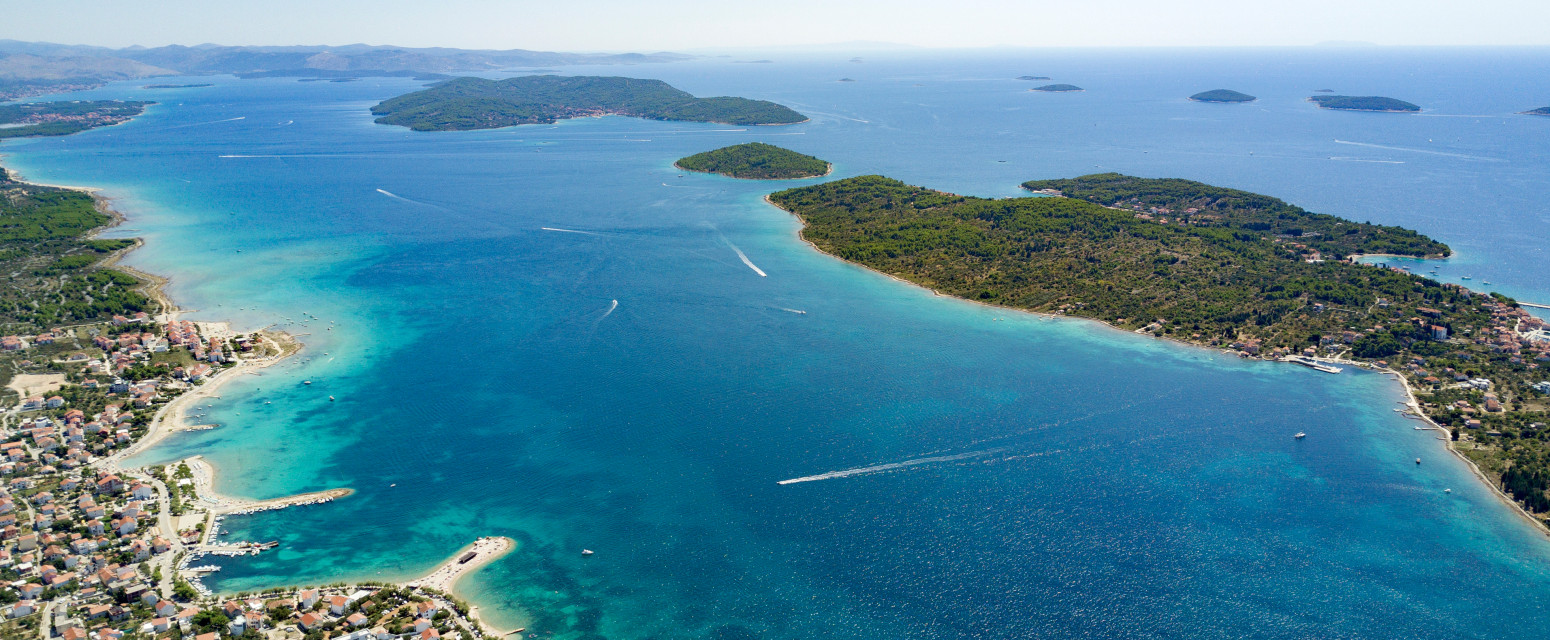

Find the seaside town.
xmin=0 ymin=314 xmax=511 ymax=640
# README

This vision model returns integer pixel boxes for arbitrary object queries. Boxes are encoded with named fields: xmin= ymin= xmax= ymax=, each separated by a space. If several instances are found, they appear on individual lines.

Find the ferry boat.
xmin=1294 ymin=432 xmax=1307 ymax=439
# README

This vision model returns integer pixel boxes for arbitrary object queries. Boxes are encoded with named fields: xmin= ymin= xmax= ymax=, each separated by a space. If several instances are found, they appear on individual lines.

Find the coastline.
xmin=761 ymin=193 xmax=1548 ymax=535
xmin=402 ymin=537 xmax=521 ymax=636
xmin=24 ymin=168 xmax=517 ymax=621
xmin=104 ymin=328 xmax=298 ymax=470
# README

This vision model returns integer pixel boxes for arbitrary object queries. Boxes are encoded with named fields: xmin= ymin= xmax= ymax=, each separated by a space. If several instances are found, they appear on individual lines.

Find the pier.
xmin=1521 ymin=302 xmax=1550 ymax=310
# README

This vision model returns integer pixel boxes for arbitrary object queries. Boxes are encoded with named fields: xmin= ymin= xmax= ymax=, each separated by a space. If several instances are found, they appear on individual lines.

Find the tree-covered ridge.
xmin=675 ymin=143 xmax=830 ymax=180
xmin=770 ymin=175 xmax=1445 ymax=338
xmin=1189 ymin=89 xmax=1256 ymax=103
xmin=1031 ymin=84 xmax=1083 ymax=92
xmin=0 ymin=167 xmax=153 ymax=329
xmin=771 ymin=175 xmax=1550 ymax=527
xmin=0 ymin=100 xmax=150 ymax=139
xmin=1308 ymin=95 xmax=1421 ymax=112
xmin=1020 ymin=173 xmax=1449 ymax=259
xmin=370 ymin=75 xmax=808 ymax=131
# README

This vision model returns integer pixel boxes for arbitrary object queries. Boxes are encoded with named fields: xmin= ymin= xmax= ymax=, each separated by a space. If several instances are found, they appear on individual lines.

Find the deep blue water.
xmin=4 ymin=48 xmax=1550 ymax=639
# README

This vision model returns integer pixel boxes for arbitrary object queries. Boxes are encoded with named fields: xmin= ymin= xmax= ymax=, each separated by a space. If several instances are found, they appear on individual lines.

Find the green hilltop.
xmin=675 ymin=143 xmax=830 ymax=180
xmin=1189 ymin=89 xmax=1257 ymax=103
xmin=371 ymin=75 xmax=808 ymax=131
xmin=1308 ymin=95 xmax=1421 ymax=112
xmin=1021 ymin=173 xmax=1448 ymax=259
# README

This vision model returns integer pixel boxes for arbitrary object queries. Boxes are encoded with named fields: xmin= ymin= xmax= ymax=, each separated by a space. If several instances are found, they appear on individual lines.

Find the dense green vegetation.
xmin=0 ymin=167 xmax=153 ymax=330
xmin=0 ymin=100 xmax=149 ymax=139
xmin=1522 ymin=107 xmax=1550 ymax=116
xmin=371 ymin=75 xmax=808 ymax=131
xmin=771 ymin=174 xmax=1550 ymax=526
xmin=675 ymin=143 xmax=830 ymax=180
xmin=1030 ymin=84 xmax=1083 ymax=92
xmin=1308 ymin=95 xmax=1421 ymax=112
xmin=1189 ymin=89 xmax=1257 ymax=103
xmin=1021 ymin=173 xmax=1449 ymax=259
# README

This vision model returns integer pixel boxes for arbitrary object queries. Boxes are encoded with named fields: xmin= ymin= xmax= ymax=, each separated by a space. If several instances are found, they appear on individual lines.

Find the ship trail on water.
xmin=723 ymin=239 xmax=767 ymax=277
xmin=778 ymin=448 xmax=1009 ymax=485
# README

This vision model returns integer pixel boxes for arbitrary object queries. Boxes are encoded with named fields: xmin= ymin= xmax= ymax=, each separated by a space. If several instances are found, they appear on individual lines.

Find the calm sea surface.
xmin=5 ymin=48 xmax=1550 ymax=639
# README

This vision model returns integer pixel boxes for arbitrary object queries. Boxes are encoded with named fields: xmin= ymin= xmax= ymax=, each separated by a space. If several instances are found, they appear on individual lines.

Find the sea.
xmin=3 ymin=47 xmax=1550 ymax=639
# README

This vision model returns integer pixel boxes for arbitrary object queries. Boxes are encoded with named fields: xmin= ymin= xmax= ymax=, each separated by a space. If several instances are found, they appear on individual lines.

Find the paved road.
xmin=148 ymin=476 xmax=183 ymax=600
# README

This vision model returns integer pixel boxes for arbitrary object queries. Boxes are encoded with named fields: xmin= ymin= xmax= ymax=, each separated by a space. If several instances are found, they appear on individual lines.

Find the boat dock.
xmin=1281 ymin=355 xmax=1344 ymax=374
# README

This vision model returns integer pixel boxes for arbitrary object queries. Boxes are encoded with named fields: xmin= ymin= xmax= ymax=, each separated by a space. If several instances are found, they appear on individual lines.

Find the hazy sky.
xmin=4 ymin=0 xmax=1548 ymax=50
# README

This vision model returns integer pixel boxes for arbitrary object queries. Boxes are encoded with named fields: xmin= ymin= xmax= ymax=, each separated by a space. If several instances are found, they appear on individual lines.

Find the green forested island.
xmin=1021 ymin=173 xmax=1448 ymax=259
xmin=1522 ymin=107 xmax=1550 ymax=116
xmin=0 ymin=100 xmax=150 ymax=139
xmin=1189 ymin=89 xmax=1257 ymax=103
xmin=675 ymin=143 xmax=830 ymax=179
xmin=0 ymin=167 xmax=153 ymax=328
xmin=769 ymin=174 xmax=1550 ymax=525
xmin=371 ymin=75 xmax=808 ymax=131
xmin=1308 ymin=95 xmax=1421 ymax=112
xmin=1031 ymin=84 xmax=1083 ymax=92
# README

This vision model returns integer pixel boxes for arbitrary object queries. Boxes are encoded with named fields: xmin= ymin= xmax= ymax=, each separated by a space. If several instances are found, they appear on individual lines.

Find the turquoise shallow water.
xmin=5 ymin=48 xmax=1550 ymax=638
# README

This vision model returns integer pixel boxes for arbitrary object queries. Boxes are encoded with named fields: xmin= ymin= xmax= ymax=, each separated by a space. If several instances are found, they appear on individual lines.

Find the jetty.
xmin=1280 ymin=355 xmax=1344 ymax=374
xmin=1521 ymin=301 xmax=1550 ymax=310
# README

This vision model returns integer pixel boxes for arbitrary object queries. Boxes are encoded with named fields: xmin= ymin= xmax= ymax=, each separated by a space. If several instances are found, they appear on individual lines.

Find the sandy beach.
xmin=403 ymin=537 xmax=519 ymax=634
xmin=104 ymin=328 xmax=299 ymax=472
xmin=404 ymin=536 xmax=516 ymax=592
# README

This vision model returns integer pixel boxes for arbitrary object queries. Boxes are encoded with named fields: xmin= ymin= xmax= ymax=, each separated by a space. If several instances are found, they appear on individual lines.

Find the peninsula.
xmin=0 ymin=100 xmax=150 ymax=139
xmin=675 ymin=143 xmax=831 ymax=180
xmin=1522 ymin=107 xmax=1550 ymax=116
xmin=1030 ymin=84 xmax=1083 ymax=93
xmin=1308 ymin=95 xmax=1421 ymax=112
xmin=1189 ymin=89 xmax=1257 ymax=103
xmin=769 ymin=174 xmax=1550 ymax=527
xmin=371 ymin=75 xmax=808 ymax=131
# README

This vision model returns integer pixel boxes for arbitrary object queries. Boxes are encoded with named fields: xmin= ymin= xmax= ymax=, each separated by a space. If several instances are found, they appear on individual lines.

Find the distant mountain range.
xmin=0 ymin=40 xmax=690 ymax=86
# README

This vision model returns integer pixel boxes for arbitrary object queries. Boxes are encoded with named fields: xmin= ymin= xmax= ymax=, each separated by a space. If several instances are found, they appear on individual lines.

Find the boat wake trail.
xmin=777 ymin=307 xmax=807 ymax=315
xmin=600 ymin=299 xmax=619 ymax=320
xmin=778 ymin=447 xmax=1009 ymax=484
xmin=376 ymin=189 xmax=448 ymax=210
xmin=169 ymin=116 xmax=246 ymax=130
xmin=723 ymin=239 xmax=767 ymax=277
xmin=1332 ymin=139 xmax=1502 ymax=162
xmin=541 ymin=227 xmax=603 ymax=236
xmin=1329 ymin=157 xmax=1405 ymax=164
